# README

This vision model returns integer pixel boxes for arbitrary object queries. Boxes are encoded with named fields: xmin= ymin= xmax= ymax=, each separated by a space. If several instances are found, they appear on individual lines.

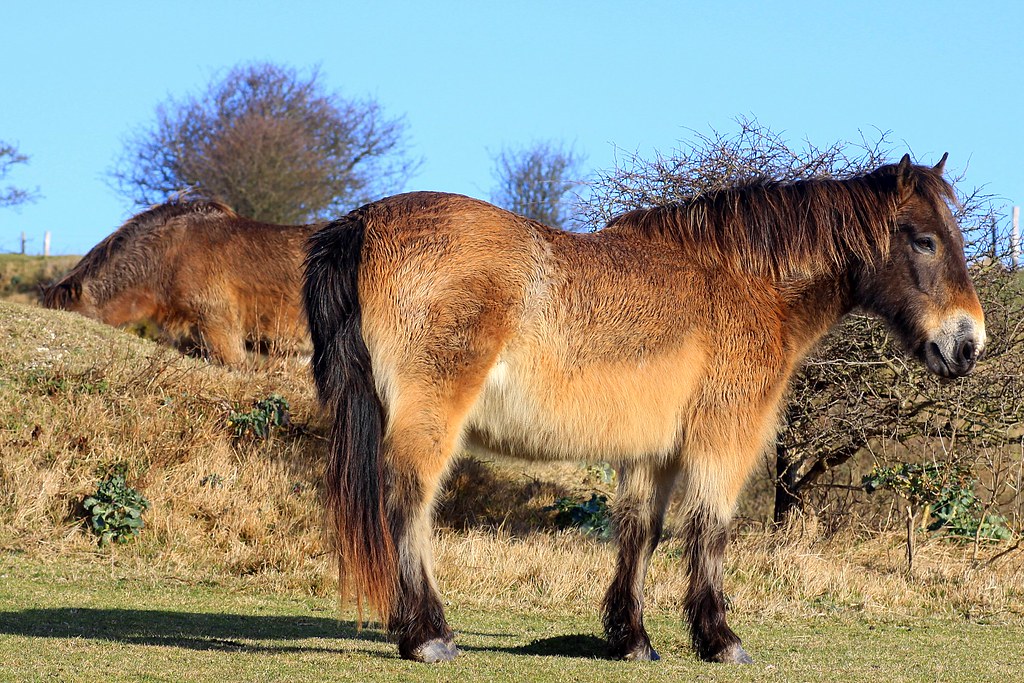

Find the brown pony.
xmin=303 ymin=155 xmax=985 ymax=664
xmin=44 ymin=200 xmax=321 ymax=364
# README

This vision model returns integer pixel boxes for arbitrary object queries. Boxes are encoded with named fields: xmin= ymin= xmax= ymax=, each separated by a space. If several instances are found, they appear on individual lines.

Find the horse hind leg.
xmin=381 ymin=330 xmax=510 ymax=661
xmin=603 ymin=460 xmax=680 ymax=661
xmin=383 ymin=416 xmax=462 ymax=662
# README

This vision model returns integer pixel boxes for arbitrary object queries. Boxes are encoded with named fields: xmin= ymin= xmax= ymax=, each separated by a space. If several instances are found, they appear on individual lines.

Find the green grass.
xmin=0 ymin=254 xmax=79 ymax=303
xmin=1 ymin=553 xmax=1021 ymax=682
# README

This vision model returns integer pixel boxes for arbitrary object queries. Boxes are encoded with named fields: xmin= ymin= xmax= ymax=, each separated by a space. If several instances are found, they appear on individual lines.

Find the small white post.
xmin=20 ymin=231 xmax=26 ymax=255
xmin=1012 ymin=206 xmax=1020 ymax=271
xmin=43 ymin=231 xmax=51 ymax=257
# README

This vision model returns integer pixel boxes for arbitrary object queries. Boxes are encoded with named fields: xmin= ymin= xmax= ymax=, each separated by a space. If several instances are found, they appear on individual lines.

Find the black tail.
xmin=303 ymin=214 xmax=396 ymax=621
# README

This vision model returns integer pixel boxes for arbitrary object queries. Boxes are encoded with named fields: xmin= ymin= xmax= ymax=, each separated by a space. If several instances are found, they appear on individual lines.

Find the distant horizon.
xmin=2 ymin=1 xmax=1021 ymax=255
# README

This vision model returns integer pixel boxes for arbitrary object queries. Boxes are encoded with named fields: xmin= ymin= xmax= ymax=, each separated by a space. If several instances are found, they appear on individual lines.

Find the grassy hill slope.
xmin=1 ymin=301 xmax=1022 ymax=623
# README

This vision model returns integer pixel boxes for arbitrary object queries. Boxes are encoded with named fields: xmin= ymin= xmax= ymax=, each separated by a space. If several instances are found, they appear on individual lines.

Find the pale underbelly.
xmin=462 ymin=350 xmax=704 ymax=463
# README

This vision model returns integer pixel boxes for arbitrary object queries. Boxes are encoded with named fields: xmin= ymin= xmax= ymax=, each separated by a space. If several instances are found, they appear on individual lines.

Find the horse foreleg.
xmin=195 ymin=307 xmax=246 ymax=365
xmin=603 ymin=460 xmax=679 ymax=661
xmin=684 ymin=504 xmax=753 ymax=663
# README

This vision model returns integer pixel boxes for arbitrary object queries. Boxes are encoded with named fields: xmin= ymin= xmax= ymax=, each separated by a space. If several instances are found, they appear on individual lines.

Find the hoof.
xmin=622 ymin=643 xmax=661 ymax=662
xmin=409 ymin=638 xmax=460 ymax=663
xmin=609 ymin=636 xmax=660 ymax=662
xmin=710 ymin=642 xmax=754 ymax=664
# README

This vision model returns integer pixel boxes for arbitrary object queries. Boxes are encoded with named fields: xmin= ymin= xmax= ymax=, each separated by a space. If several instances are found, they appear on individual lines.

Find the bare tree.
xmin=490 ymin=141 xmax=585 ymax=229
xmin=0 ymin=141 xmax=38 ymax=208
xmin=109 ymin=62 xmax=418 ymax=224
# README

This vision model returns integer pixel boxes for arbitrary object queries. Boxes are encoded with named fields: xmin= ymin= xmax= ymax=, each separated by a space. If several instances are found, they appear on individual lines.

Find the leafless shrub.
xmin=0 ymin=140 xmax=38 ymax=208
xmin=578 ymin=116 xmax=890 ymax=229
xmin=109 ymin=62 xmax=418 ymax=224
xmin=491 ymin=140 xmax=586 ymax=230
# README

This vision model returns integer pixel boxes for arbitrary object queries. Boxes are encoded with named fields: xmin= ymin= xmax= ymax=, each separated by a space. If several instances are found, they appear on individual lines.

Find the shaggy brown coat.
xmin=45 ymin=200 xmax=321 ymax=364
xmin=303 ymin=155 xmax=985 ymax=664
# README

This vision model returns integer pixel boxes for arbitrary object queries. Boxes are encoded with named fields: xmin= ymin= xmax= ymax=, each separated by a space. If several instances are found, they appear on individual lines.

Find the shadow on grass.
xmin=466 ymin=634 xmax=611 ymax=659
xmin=0 ymin=607 xmax=619 ymax=660
xmin=0 ymin=607 xmax=387 ymax=654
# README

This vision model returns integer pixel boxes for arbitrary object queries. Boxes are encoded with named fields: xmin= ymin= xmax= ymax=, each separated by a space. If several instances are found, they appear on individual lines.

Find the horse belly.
xmin=463 ymin=347 xmax=704 ymax=463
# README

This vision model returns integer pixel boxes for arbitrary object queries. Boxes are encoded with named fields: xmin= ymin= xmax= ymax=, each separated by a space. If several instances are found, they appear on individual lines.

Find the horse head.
xmin=42 ymin=277 xmax=91 ymax=315
xmin=855 ymin=154 xmax=986 ymax=378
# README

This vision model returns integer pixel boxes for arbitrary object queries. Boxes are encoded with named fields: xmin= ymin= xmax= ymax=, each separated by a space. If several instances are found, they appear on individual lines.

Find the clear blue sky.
xmin=1 ymin=0 xmax=1021 ymax=254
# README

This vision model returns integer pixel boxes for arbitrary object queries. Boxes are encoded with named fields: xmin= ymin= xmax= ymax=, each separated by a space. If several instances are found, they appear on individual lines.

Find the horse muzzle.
xmin=923 ymin=313 xmax=986 ymax=378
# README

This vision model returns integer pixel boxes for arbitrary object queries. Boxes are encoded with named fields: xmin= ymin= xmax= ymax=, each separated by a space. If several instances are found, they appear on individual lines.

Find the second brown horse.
xmin=45 ymin=200 xmax=321 ymax=364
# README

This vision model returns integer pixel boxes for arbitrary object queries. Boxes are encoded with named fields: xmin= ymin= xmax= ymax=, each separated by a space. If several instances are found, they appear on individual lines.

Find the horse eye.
xmin=912 ymin=234 xmax=937 ymax=255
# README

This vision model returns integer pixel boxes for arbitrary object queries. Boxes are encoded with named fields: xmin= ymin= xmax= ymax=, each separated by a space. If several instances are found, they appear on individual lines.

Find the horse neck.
xmin=779 ymin=268 xmax=857 ymax=357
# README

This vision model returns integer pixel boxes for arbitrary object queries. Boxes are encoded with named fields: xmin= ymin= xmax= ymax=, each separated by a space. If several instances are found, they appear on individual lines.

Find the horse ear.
xmin=896 ymin=154 xmax=914 ymax=203
xmin=933 ymin=152 xmax=948 ymax=175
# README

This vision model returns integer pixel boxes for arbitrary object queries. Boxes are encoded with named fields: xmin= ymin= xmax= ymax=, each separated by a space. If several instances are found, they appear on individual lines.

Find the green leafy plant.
xmin=930 ymin=490 xmax=1013 ymax=542
xmin=545 ymin=493 xmax=612 ymax=539
xmin=82 ymin=474 xmax=150 ymax=546
xmin=863 ymin=463 xmax=1010 ymax=541
xmin=227 ymin=394 xmax=290 ymax=439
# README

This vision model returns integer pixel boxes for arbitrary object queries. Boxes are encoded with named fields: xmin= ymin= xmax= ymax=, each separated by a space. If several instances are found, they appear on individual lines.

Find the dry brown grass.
xmin=1 ymin=299 xmax=1022 ymax=628
xmin=429 ymin=523 xmax=1024 ymax=623
xmin=0 ymin=301 xmax=328 ymax=587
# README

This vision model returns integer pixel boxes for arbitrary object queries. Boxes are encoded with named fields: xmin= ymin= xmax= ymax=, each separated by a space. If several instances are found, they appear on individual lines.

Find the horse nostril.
xmin=958 ymin=339 xmax=976 ymax=365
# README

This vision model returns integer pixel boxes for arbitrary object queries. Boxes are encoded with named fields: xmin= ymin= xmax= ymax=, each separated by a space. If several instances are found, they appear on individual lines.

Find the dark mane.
xmin=604 ymin=162 xmax=956 ymax=279
xmin=45 ymin=199 xmax=236 ymax=307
